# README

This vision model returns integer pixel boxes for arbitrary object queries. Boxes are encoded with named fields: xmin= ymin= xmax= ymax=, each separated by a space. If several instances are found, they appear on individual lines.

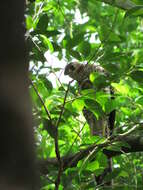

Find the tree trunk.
xmin=0 ymin=1 xmax=38 ymax=189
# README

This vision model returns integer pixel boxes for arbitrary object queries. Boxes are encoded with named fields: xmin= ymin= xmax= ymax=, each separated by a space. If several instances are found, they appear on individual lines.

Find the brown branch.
xmin=54 ymin=81 xmax=73 ymax=189
xmin=39 ymin=126 xmax=143 ymax=175
xmin=55 ymin=165 xmax=63 ymax=190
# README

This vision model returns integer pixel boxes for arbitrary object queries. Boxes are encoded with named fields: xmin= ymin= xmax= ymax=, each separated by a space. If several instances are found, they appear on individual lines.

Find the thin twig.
xmin=87 ymin=43 xmax=102 ymax=65
xmin=60 ymin=89 xmax=96 ymax=106
xmin=56 ymin=80 xmax=73 ymax=127
xmin=33 ymin=2 xmax=44 ymax=21
xmin=51 ymin=68 xmax=66 ymax=91
xmin=30 ymin=79 xmax=52 ymax=121
xmin=29 ymin=34 xmax=42 ymax=52
xmin=66 ymin=122 xmax=86 ymax=156
xmin=117 ymin=125 xmax=140 ymax=138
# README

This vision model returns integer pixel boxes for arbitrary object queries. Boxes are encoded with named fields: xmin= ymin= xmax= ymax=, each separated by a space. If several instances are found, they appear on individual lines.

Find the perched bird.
xmin=64 ymin=62 xmax=108 ymax=136
xmin=64 ymin=62 xmax=105 ymax=84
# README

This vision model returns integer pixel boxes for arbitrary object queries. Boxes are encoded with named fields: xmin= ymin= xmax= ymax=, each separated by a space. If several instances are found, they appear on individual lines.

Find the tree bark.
xmin=0 ymin=1 xmax=38 ymax=189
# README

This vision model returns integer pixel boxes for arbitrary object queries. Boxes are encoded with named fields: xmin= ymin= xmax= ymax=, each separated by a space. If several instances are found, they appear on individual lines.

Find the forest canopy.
xmin=26 ymin=0 xmax=143 ymax=189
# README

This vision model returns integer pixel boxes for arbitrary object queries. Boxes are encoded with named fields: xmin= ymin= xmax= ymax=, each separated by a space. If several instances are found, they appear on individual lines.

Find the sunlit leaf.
xmin=39 ymin=34 xmax=54 ymax=52
xmin=86 ymin=160 xmax=100 ymax=171
xmin=72 ymin=99 xmax=85 ymax=111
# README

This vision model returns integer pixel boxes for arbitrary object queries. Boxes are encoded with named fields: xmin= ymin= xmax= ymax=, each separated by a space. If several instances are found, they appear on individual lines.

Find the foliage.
xmin=26 ymin=0 xmax=143 ymax=189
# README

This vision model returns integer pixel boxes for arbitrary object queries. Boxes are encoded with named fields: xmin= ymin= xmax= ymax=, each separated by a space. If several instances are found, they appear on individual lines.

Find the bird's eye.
xmin=70 ymin=65 xmax=75 ymax=70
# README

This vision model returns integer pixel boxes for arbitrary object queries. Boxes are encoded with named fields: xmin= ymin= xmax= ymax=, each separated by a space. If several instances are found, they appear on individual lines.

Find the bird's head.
xmin=64 ymin=62 xmax=79 ymax=75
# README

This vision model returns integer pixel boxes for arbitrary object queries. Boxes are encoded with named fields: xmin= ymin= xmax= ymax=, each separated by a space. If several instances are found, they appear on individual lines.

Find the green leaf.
xmin=39 ymin=34 xmax=54 ymax=52
xmin=135 ymin=95 xmax=143 ymax=105
xmin=26 ymin=16 xmax=33 ymax=30
xmin=72 ymin=99 xmax=85 ymax=111
xmin=36 ymin=14 xmax=49 ymax=33
xmin=96 ymin=152 xmax=108 ymax=168
xmin=45 ymin=30 xmax=61 ymax=37
xmin=38 ymin=74 xmax=53 ymax=94
xmin=84 ymin=99 xmax=103 ymax=119
xmin=108 ymin=32 xmax=121 ymax=42
xmin=95 ymin=92 xmax=110 ymax=111
xmin=43 ymin=119 xmax=57 ymax=139
xmin=125 ymin=5 xmax=143 ymax=18
xmin=81 ymin=89 xmax=96 ymax=100
xmin=118 ymin=170 xmax=129 ymax=178
xmin=104 ymin=99 xmax=117 ymax=113
xmin=99 ymin=24 xmax=121 ymax=43
xmin=106 ymin=141 xmax=130 ymax=152
xmin=102 ymin=63 xmax=121 ymax=74
xmin=70 ymin=49 xmax=82 ymax=60
xmin=104 ymin=169 xmax=121 ymax=182
xmin=129 ymin=70 xmax=143 ymax=83
xmin=121 ymin=107 xmax=132 ymax=116
xmin=65 ymin=33 xmax=85 ymax=49
xmin=90 ymin=72 xmax=109 ymax=89
xmin=83 ymin=181 xmax=96 ymax=189
xmin=112 ymin=83 xmax=130 ymax=95
xmin=77 ymin=41 xmax=91 ymax=57
xmin=86 ymin=160 xmax=99 ymax=172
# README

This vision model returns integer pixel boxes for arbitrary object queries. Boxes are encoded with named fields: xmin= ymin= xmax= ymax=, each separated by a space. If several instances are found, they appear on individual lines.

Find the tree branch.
xmin=39 ymin=129 xmax=143 ymax=175
xmin=99 ymin=0 xmax=135 ymax=10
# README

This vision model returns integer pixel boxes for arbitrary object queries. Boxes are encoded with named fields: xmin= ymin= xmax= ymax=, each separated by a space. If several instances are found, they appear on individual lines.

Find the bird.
xmin=64 ymin=62 xmax=105 ymax=84
xmin=64 ymin=62 xmax=109 ymax=136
